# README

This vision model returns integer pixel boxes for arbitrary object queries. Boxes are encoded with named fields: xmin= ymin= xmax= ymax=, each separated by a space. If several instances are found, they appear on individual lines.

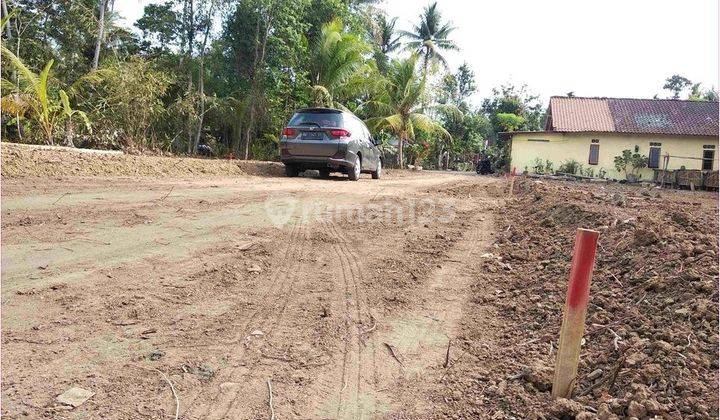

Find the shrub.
xmin=614 ymin=148 xmax=647 ymax=180
xmin=532 ymin=158 xmax=544 ymax=174
xmin=558 ymin=159 xmax=582 ymax=174
xmin=544 ymin=159 xmax=554 ymax=174
xmin=91 ymin=58 xmax=172 ymax=149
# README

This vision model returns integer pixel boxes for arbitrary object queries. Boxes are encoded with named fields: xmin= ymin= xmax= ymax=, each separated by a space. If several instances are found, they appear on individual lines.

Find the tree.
xmin=191 ymin=0 xmax=217 ymax=154
xmin=400 ymin=2 xmax=457 ymax=75
xmin=614 ymin=148 xmax=647 ymax=181
xmin=308 ymin=18 xmax=368 ymax=107
xmin=438 ymin=62 xmax=475 ymax=109
xmin=689 ymin=83 xmax=719 ymax=102
xmin=1 ymin=46 xmax=91 ymax=145
xmin=364 ymin=55 xmax=450 ymax=168
xmin=370 ymin=13 xmax=401 ymax=75
xmin=92 ymin=0 xmax=108 ymax=69
xmin=135 ymin=2 xmax=182 ymax=54
xmin=434 ymin=63 xmax=479 ymax=168
xmin=663 ymin=74 xmax=692 ymax=99
xmin=91 ymin=58 xmax=170 ymax=149
xmin=481 ymin=83 xmax=543 ymax=171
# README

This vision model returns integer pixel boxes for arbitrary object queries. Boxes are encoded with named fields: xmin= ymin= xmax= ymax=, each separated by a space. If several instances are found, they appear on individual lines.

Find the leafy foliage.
xmin=363 ymin=55 xmax=449 ymax=167
xmin=558 ymin=159 xmax=582 ymax=175
xmin=401 ymin=2 xmax=458 ymax=73
xmin=0 ymin=0 xmax=549 ymax=171
xmin=309 ymin=18 xmax=369 ymax=107
xmin=663 ymin=74 xmax=692 ymax=99
xmin=1 ymin=46 xmax=92 ymax=145
xmin=614 ymin=148 xmax=648 ymax=180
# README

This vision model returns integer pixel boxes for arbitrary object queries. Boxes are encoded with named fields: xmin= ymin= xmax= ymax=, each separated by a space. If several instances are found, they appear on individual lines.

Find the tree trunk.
xmin=65 ymin=120 xmax=75 ymax=147
xmin=398 ymin=137 xmax=404 ymax=168
xmin=13 ymin=17 xmax=21 ymax=141
xmin=193 ymin=59 xmax=205 ymax=153
xmin=92 ymin=0 xmax=107 ymax=70
xmin=192 ymin=1 xmax=214 ymax=154
xmin=2 ymin=0 xmax=12 ymax=40
xmin=242 ymin=3 xmax=275 ymax=160
xmin=242 ymin=10 xmax=263 ymax=160
xmin=232 ymin=119 xmax=242 ymax=157
xmin=185 ymin=0 xmax=194 ymax=154
xmin=244 ymin=114 xmax=253 ymax=160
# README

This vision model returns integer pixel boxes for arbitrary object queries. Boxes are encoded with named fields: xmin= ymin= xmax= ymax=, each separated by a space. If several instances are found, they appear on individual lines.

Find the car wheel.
xmin=371 ymin=159 xmax=382 ymax=180
xmin=319 ymin=169 xmax=330 ymax=178
xmin=348 ymin=155 xmax=361 ymax=181
xmin=285 ymin=164 xmax=299 ymax=177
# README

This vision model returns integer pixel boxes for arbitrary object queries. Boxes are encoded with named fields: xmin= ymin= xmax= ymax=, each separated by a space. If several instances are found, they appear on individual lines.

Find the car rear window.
xmin=289 ymin=112 xmax=343 ymax=128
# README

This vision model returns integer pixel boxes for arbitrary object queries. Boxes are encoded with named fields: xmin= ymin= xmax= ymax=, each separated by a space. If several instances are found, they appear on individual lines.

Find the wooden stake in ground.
xmin=552 ymin=228 xmax=599 ymax=398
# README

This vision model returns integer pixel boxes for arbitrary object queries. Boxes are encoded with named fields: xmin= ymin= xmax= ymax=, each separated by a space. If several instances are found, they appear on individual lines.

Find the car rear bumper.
xmin=281 ymin=155 xmax=354 ymax=170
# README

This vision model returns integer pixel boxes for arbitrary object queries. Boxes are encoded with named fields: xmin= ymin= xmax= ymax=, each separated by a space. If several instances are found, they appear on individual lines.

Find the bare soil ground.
xmin=1 ymin=146 xmax=718 ymax=419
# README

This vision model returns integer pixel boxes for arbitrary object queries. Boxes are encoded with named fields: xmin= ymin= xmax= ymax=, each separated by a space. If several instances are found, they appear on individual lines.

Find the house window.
xmin=702 ymin=146 xmax=715 ymax=170
xmin=648 ymin=142 xmax=661 ymax=169
xmin=588 ymin=140 xmax=599 ymax=165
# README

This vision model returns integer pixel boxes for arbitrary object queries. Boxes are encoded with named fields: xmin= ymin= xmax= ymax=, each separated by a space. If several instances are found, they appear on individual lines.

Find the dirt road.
xmin=1 ymin=169 xmax=504 ymax=419
xmin=4 ymin=147 xmax=717 ymax=419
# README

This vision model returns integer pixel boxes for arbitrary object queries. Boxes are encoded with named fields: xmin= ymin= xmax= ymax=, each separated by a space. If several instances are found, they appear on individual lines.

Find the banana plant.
xmin=1 ymin=46 xmax=91 ymax=145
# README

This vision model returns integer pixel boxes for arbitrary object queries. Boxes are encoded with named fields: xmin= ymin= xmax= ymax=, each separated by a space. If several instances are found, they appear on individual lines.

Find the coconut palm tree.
xmin=401 ymin=2 xmax=458 ymax=75
xmin=308 ymin=19 xmax=369 ymax=107
xmin=371 ymin=14 xmax=402 ymax=74
xmin=363 ymin=55 xmax=450 ymax=168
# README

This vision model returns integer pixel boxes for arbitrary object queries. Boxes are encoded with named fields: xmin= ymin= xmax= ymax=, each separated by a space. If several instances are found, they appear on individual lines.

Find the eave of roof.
xmin=500 ymin=130 xmax=719 ymax=138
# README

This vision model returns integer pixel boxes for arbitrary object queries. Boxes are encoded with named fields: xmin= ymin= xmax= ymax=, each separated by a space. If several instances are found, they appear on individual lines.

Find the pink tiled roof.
xmin=546 ymin=97 xmax=615 ymax=132
xmin=546 ymin=96 xmax=718 ymax=136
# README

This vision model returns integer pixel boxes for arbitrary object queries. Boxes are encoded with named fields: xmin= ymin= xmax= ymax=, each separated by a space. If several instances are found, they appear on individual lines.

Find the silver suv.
xmin=279 ymin=108 xmax=382 ymax=181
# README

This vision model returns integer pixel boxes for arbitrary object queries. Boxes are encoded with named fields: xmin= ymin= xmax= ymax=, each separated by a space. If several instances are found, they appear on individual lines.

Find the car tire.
xmin=319 ymin=169 xmax=330 ymax=179
xmin=285 ymin=164 xmax=299 ymax=177
xmin=348 ymin=155 xmax=361 ymax=181
xmin=371 ymin=159 xmax=382 ymax=180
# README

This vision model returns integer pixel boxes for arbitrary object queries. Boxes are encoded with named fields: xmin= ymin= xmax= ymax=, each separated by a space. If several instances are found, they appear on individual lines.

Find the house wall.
xmin=510 ymin=132 xmax=719 ymax=180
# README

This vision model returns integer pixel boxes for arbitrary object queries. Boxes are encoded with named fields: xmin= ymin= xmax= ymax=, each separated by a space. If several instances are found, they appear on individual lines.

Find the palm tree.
xmin=401 ymin=2 xmax=458 ymax=75
xmin=370 ymin=14 xmax=402 ymax=75
xmin=309 ymin=19 xmax=369 ymax=107
xmin=364 ymin=55 xmax=450 ymax=168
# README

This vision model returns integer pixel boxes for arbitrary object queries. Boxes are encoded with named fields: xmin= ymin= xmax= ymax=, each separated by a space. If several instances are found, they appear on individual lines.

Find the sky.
xmin=115 ymin=0 xmax=719 ymax=106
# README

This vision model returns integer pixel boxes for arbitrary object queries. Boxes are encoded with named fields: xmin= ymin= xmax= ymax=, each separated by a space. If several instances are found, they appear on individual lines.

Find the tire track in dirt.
xmin=306 ymin=218 xmax=377 ymax=419
xmin=183 ymin=217 xmax=309 ymax=419
xmin=215 ymin=224 xmax=314 ymax=419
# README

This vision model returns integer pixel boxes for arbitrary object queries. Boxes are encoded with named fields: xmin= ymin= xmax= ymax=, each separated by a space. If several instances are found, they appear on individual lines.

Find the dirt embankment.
xmin=438 ymin=179 xmax=719 ymax=418
xmin=1 ymin=143 xmax=285 ymax=178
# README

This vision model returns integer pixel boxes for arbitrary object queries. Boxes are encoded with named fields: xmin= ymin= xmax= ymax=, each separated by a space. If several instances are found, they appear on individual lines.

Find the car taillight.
xmin=329 ymin=129 xmax=351 ymax=138
xmin=282 ymin=127 xmax=297 ymax=137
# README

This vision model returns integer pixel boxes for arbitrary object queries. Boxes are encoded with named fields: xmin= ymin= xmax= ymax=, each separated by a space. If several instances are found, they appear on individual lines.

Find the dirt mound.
xmin=1 ymin=143 xmax=284 ymax=178
xmin=531 ymin=202 xmax=600 ymax=229
xmin=439 ymin=178 xmax=719 ymax=418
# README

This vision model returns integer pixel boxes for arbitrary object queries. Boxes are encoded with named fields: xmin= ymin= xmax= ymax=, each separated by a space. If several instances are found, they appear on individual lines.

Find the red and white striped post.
xmin=552 ymin=228 xmax=600 ymax=398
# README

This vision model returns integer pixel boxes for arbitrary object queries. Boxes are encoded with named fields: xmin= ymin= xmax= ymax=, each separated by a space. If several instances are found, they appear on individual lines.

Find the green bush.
xmin=613 ymin=148 xmax=647 ymax=180
xmin=558 ymin=159 xmax=582 ymax=174
xmin=532 ymin=158 xmax=544 ymax=174
xmin=544 ymin=159 xmax=554 ymax=174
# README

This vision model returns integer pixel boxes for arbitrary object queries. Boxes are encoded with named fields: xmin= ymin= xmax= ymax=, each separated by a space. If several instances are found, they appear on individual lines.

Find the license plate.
xmin=301 ymin=131 xmax=323 ymax=140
